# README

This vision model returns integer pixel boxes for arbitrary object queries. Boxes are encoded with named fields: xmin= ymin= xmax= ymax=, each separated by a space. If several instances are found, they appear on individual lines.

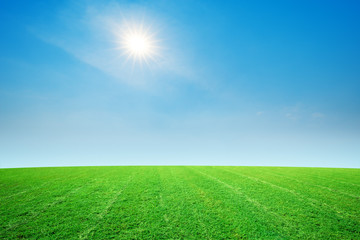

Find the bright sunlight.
xmin=125 ymin=33 xmax=151 ymax=55
xmin=116 ymin=23 xmax=159 ymax=64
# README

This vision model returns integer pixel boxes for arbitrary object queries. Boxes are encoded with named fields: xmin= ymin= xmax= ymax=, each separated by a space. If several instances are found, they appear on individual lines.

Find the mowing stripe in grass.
xmin=5 ymin=184 xmax=85 ymax=232
xmin=184 ymin=167 xmax=290 ymax=238
xmin=191 ymin=166 xmax=360 ymax=239
xmin=224 ymin=166 xmax=360 ymax=208
xmin=0 ymin=168 xmax=95 ymax=199
xmin=172 ymin=168 xmax=219 ymax=239
xmin=240 ymin=167 xmax=360 ymax=221
xmin=266 ymin=167 xmax=360 ymax=188
xmin=79 ymin=174 xmax=134 ymax=239
xmin=2 ymin=174 xmax=82 ymax=200
xmin=1 ymin=166 xmax=359 ymax=239
xmin=217 ymin=167 xmax=356 ymax=221
xmin=161 ymin=167 xmax=278 ymax=239
xmin=164 ymin=166 xmax=219 ymax=239
xmin=258 ymin=168 xmax=360 ymax=199
xmin=0 ymin=168 xmax=94 ymax=198
xmin=3 ymin=169 xmax=115 ymax=232
xmin=183 ymin=175 xmax=284 ymax=238
xmin=192 ymin=168 xmax=282 ymax=217
xmin=1 ymin=172 xmax=95 ymax=231
xmin=188 ymin=167 xmax=293 ymax=236
xmin=87 ymin=168 xmax=165 ymax=239
xmin=3 ymin=168 xmax=135 ymax=239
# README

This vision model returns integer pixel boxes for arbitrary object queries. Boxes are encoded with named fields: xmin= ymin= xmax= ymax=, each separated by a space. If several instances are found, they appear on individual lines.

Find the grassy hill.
xmin=1 ymin=166 xmax=359 ymax=239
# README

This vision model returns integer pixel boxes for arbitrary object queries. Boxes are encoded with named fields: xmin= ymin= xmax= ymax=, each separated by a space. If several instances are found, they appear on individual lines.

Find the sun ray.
xmin=113 ymin=21 xmax=160 ymax=67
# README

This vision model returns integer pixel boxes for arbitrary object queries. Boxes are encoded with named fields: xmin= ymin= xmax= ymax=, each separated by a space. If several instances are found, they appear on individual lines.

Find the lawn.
xmin=1 ymin=166 xmax=359 ymax=239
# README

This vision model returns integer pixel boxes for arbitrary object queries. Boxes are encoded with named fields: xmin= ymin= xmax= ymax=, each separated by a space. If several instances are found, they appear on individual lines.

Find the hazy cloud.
xmin=35 ymin=1 xmax=195 ymax=89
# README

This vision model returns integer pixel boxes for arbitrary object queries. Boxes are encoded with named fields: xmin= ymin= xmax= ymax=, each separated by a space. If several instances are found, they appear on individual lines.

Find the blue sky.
xmin=1 ymin=0 xmax=359 ymax=168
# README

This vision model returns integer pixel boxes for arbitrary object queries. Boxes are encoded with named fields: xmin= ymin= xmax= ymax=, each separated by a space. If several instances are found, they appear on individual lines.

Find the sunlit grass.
xmin=1 ymin=166 xmax=359 ymax=239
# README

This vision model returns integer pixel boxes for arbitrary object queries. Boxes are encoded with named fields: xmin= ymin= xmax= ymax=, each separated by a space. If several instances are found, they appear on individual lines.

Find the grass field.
xmin=0 ymin=166 xmax=359 ymax=239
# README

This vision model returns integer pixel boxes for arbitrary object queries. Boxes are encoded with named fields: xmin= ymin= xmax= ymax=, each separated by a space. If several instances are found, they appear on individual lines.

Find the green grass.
xmin=1 ymin=166 xmax=359 ymax=239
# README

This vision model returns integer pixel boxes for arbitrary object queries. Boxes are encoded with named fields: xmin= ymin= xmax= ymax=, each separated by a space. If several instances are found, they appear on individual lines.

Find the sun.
xmin=116 ymin=23 xmax=159 ymax=64
xmin=124 ymin=33 xmax=151 ymax=55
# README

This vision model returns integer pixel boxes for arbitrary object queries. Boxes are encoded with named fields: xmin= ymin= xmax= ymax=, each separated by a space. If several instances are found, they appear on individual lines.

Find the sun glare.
xmin=116 ymin=23 xmax=159 ymax=64
xmin=125 ymin=34 xmax=150 ymax=55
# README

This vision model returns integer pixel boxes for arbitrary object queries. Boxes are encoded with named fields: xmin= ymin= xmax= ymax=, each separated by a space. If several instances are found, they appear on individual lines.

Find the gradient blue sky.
xmin=1 ymin=0 xmax=359 ymax=168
